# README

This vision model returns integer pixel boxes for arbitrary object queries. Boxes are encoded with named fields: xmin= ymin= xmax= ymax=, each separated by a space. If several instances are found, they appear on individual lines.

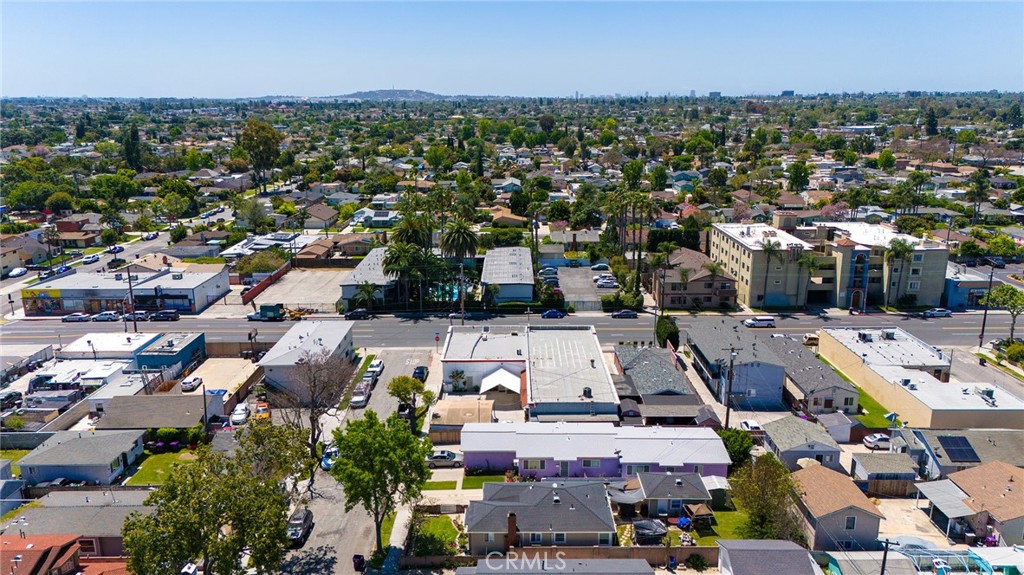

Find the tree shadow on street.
xmin=279 ymin=544 xmax=338 ymax=575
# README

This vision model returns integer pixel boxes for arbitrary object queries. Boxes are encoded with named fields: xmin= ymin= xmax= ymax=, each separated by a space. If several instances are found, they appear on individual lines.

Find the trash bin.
xmin=352 ymin=554 xmax=366 ymax=572
xmin=980 ymin=357 xmax=987 ymax=366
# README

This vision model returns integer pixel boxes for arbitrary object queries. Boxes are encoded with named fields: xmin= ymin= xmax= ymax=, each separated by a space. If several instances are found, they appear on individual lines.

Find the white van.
xmin=743 ymin=316 xmax=776 ymax=328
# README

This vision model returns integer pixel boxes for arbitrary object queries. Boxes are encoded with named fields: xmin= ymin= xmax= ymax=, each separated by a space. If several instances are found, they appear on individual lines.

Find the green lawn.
xmin=855 ymin=386 xmax=898 ymax=429
xmin=340 ymin=354 xmax=375 ymax=410
xmin=0 ymin=450 xmax=31 ymax=475
xmin=423 ymin=480 xmax=457 ymax=491
xmin=694 ymin=510 xmax=748 ymax=546
xmin=379 ymin=511 xmax=397 ymax=550
xmin=125 ymin=451 xmax=195 ymax=485
xmin=461 ymin=474 xmax=505 ymax=489
xmin=413 ymin=515 xmax=459 ymax=556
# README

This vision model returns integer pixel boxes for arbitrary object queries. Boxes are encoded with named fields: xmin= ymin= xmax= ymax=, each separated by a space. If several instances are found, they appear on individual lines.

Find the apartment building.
xmin=708 ymin=223 xmax=813 ymax=308
xmin=776 ymin=215 xmax=949 ymax=309
xmin=651 ymin=248 xmax=738 ymax=310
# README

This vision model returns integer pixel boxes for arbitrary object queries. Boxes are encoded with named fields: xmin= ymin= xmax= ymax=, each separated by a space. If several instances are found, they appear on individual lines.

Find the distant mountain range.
xmin=320 ymin=89 xmax=457 ymax=101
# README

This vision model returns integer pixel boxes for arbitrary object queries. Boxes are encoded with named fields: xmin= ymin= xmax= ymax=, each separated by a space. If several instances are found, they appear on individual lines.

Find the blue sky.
xmin=3 ymin=2 xmax=1022 ymax=98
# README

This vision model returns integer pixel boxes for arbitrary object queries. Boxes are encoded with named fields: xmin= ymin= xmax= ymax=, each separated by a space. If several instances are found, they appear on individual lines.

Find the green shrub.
xmin=169 ymin=225 xmax=188 ymax=243
xmin=1005 ymin=342 xmax=1024 ymax=363
xmin=656 ymin=315 xmax=680 ymax=348
xmin=567 ymin=304 xmax=575 ymax=314
xmin=896 ymin=293 xmax=918 ymax=307
xmin=685 ymin=554 xmax=709 ymax=572
xmin=155 ymin=427 xmax=181 ymax=444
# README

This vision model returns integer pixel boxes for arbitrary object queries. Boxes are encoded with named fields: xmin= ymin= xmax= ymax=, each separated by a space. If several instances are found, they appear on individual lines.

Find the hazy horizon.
xmin=3 ymin=2 xmax=1023 ymax=98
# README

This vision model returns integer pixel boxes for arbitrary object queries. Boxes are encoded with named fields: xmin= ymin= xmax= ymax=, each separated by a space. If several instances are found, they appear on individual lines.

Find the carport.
xmin=915 ymin=479 xmax=974 ymax=540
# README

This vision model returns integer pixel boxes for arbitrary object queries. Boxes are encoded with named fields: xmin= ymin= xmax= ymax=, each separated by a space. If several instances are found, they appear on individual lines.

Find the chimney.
xmin=505 ymin=513 xmax=518 ymax=551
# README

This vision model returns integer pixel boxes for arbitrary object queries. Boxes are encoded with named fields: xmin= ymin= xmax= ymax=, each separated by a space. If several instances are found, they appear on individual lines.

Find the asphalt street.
xmin=2 ymin=310 xmax=1019 ymax=348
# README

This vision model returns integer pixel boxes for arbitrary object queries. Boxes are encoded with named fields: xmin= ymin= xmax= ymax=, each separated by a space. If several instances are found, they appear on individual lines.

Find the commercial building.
xmin=22 ymin=267 xmax=230 ymax=316
xmin=460 ymin=422 xmax=731 ymax=479
xmin=708 ymin=223 xmax=813 ymax=307
xmin=135 ymin=332 xmax=207 ymax=379
xmin=57 ymin=333 xmax=162 ymax=361
xmin=258 ymin=321 xmax=355 ymax=403
xmin=441 ymin=325 xmax=619 ymax=422
xmin=942 ymin=263 xmax=992 ymax=309
xmin=480 ymin=247 xmax=534 ymax=304
xmin=819 ymin=327 xmax=1024 ymax=429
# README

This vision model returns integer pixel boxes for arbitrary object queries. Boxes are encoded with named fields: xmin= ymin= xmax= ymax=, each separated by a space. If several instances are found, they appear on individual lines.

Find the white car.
xmin=7 ymin=267 xmax=28 ymax=278
xmin=593 ymin=273 xmax=615 ymax=283
xmin=739 ymin=419 xmax=763 ymax=432
xmin=863 ymin=433 xmax=891 ymax=450
xmin=596 ymin=281 xmax=620 ymax=289
xmin=923 ymin=308 xmax=952 ymax=318
xmin=180 ymin=376 xmax=203 ymax=392
xmin=366 ymin=359 xmax=385 ymax=376
xmin=91 ymin=311 xmax=121 ymax=322
xmin=82 ymin=254 xmax=101 ymax=264
xmin=349 ymin=383 xmax=371 ymax=408
xmin=230 ymin=404 xmax=250 ymax=425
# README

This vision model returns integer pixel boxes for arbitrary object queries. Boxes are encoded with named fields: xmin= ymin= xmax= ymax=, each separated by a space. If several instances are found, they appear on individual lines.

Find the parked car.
xmin=425 ymin=450 xmax=464 ymax=468
xmin=739 ymin=419 xmax=763 ymax=432
xmin=123 ymin=311 xmax=149 ymax=321
xmin=92 ymin=311 xmax=121 ymax=322
xmin=367 ymin=359 xmax=385 ymax=376
xmin=254 ymin=402 xmax=271 ymax=420
xmin=344 ymin=308 xmax=369 ymax=320
xmin=596 ymin=281 xmax=619 ymax=289
xmin=923 ymin=308 xmax=952 ymax=318
xmin=62 ymin=312 xmax=92 ymax=322
xmin=593 ymin=273 xmax=615 ymax=283
xmin=611 ymin=309 xmax=638 ymax=318
xmin=541 ymin=309 xmax=565 ymax=319
xmin=64 ymin=250 xmax=83 ymax=257
xmin=742 ymin=316 xmax=776 ymax=328
xmin=230 ymin=404 xmax=250 ymax=425
xmin=591 ymin=263 xmax=610 ymax=271
xmin=149 ymin=310 xmax=180 ymax=321
xmin=82 ymin=254 xmax=100 ymax=265
xmin=538 ymin=267 xmax=558 ymax=277
xmin=412 ymin=366 xmax=429 ymax=381
xmin=7 ymin=267 xmax=27 ymax=278
xmin=54 ymin=265 xmax=71 ymax=274
xmin=0 ymin=391 xmax=23 ymax=410
xmin=180 ymin=376 xmax=203 ymax=392
xmin=105 ymin=245 xmax=124 ymax=254
xmin=986 ymin=256 xmax=1006 ymax=269
xmin=360 ymin=372 xmax=378 ymax=390
xmin=321 ymin=444 xmax=340 ymax=470
xmin=349 ymin=383 xmax=372 ymax=408
xmin=802 ymin=333 xmax=819 ymax=346
xmin=286 ymin=508 xmax=314 ymax=547
xmin=863 ymin=433 xmax=891 ymax=450
xmin=142 ymin=232 xmax=159 ymax=241
xmin=108 ymin=258 xmax=127 ymax=268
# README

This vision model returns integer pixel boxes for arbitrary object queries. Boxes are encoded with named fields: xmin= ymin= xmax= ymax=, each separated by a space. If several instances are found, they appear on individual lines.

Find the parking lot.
xmin=254 ymin=269 xmax=351 ymax=310
xmin=553 ymin=267 xmax=619 ymax=309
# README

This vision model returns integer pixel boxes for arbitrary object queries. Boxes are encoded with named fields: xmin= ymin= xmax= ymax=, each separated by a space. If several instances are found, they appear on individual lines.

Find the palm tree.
xmin=796 ymin=252 xmax=819 ymax=307
xmin=759 ymin=239 xmax=783 ymax=308
xmin=383 ymin=242 xmax=417 ymax=309
xmin=702 ymin=260 xmax=727 ymax=308
xmin=885 ymin=238 xmax=914 ymax=308
xmin=440 ymin=218 xmax=478 ymax=261
xmin=351 ymin=281 xmax=379 ymax=313
xmin=43 ymin=226 xmax=62 ymax=269
xmin=392 ymin=213 xmax=433 ymax=248
xmin=602 ymin=192 xmax=628 ymax=256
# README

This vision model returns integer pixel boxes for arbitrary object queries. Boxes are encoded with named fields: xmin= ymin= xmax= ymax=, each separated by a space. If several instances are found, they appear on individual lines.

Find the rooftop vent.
xmin=582 ymin=387 xmax=593 ymax=398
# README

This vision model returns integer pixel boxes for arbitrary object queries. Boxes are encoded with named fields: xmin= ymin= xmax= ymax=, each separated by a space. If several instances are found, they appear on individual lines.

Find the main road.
xmin=1 ymin=311 xmax=1016 ymax=349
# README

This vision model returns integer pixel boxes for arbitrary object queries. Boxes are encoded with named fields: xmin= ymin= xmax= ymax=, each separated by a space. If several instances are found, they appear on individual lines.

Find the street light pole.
xmin=979 ymin=264 xmax=996 ymax=347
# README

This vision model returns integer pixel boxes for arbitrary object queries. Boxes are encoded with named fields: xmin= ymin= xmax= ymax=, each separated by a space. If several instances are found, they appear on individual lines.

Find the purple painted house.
xmin=460 ymin=422 xmax=731 ymax=479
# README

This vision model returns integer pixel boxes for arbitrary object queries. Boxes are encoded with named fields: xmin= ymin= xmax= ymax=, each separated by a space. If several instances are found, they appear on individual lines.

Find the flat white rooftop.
xmin=58 ymin=333 xmax=161 ymax=359
xmin=528 ymin=326 xmax=617 ymax=405
xmin=713 ymin=223 xmax=812 ymax=250
xmin=817 ymin=222 xmax=945 ymax=250
xmin=443 ymin=325 xmax=528 ymax=361
xmin=873 ymin=365 xmax=1024 ymax=411
xmin=824 ymin=327 xmax=949 ymax=368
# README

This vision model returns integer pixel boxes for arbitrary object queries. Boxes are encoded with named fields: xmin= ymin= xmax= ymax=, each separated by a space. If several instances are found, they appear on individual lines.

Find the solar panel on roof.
xmin=937 ymin=435 xmax=981 ymax=463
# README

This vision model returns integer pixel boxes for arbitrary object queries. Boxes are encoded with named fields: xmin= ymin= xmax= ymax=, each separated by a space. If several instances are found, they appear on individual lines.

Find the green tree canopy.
xmin=731 ymin=454 xmax=803 ymax=543
xmin=240 ymin=119 xmax=284 ymax=193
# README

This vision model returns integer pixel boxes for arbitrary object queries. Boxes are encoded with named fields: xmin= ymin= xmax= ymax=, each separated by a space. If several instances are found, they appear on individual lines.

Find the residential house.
xmin=792 ymin=465 xmax=884 ymax=551
xmin=916 ymin=461 xmax=1024 ymax=546
xmin=481 ymin=247 xmax=534 ymax=304
xmin=759 ymin=334 xmax=858 ymax=415
xmin=331 ymin=232 xmax=380 ymax=256
xmin=492 ymin=177 xmax=523 ymax=193
xmin=763 ymin=415 xmax=843 ymax=471
xmin=634 ymin=472 xmax=712 ymax=518
xmin=708 ymin=223 xmax=814 ymax=307
xmin=613 ymin=344 xmax=705 ymax=426
xmin=12 ymin=489 xmax=152 ymax=557
xmin=1 ymin=243 xmax=23 ymax=277
xmin=54 ymin=213 xmax=102 ymax=248
xmin=888 ymin=428 xmax=1024 ymax=479
xmin=548 ymin=229 xmax=602 ymax=249
xmin=685 ymin=319 xmax=786 ymax=410
xmin=123 ymin=253 xmax=181 ymax=274
xmin=294 ymin=238 xmax=335 ymax=262
xmin=352 ymin=207 xmax=401 ymax=228
xmin=718 ymin=539 xmax=824 ymax=575
xmin=324 ymin=190 xmax=362 ymax=207
xmin=4 ymin=534 xmax=83 ymax=575
xmin=339 ymin=247 xmax=397 ymax=309
xmin=18 ymin=430 xmax=145 ymax=486
xmin=488 ymin=206 xmax=528 ymax=227
xmin=460 ymin=422 xmax=731 ymax=479
xmin=258 ymin=321 xmax=355 ymax=403
xmin=465 ymin=481 xmax=615 ymax=554
xmin=652 ymin=248 xmax=737 ymax=310
xmin=303 ymin=203 xmax=338 ymax=229
xmin=0 ymin=233 xmax=49 ymax=266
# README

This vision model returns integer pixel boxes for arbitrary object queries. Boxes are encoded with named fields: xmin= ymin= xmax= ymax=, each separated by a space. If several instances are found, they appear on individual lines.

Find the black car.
xmin=149 ymin=310 xmax=180 ymax=321
xmin=286 ymin=508 xmax=314 ymax=547
xmin=0 ymin=390 xmax=23 ymax=410
xmin=412 ymin=366 xmax=429 ymax=381
xmin=611 ymin=309 xmax=639 ymax=318
xmin=344 ymin=308 xmax=370 ymax=320
xmin=986 ymin=256 xmax=1006 ymax=269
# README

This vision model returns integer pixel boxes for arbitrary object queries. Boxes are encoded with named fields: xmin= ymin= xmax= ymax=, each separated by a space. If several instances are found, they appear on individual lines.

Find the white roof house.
xmin=258 ymin=321 xmax=356 ymax=403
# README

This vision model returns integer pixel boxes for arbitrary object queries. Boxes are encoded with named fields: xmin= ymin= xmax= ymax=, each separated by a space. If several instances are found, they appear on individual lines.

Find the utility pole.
xmin=127 ymin=269 xmax=138 ymax=332
xmin=878 ymin=538 xmax=895 ymax=575
xmin=722 ymin=346 xmax=741 ymax=429
xmin=979 ymin=263 xmax=996 ymax=347
xmin=459 ymin=262 xmax=466 ymax=326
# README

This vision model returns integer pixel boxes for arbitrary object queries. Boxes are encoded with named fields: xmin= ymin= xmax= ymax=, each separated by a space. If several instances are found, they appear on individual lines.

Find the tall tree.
xmin=759 ymin=239 xmax=783 ymax=307
xmin=796 ymin=252 xmax=819 ymax=304
xmin=925 ymin=107 xmax=939 ymax=136
xmin=787 ymin=161 xmax=810 ymax=191
xmin=277 ymin=348 xmax=356 ymax=460
xmin=122 ymin=121 xmax=143 ymax=171
xmin=440 ymin=218 xmax=479 ymax=260
xmin=885 ymin=238 xmax=914 ymax=307
xmin=240 ymin=119 xmax=284 ymax=194
xmin=731 ymin=454 xmax=803 ymax=543
xmin=982 ymin=284 xmax=1024 ymax=341
xmin=965 ymin=169 xmax=991 ymax=224
xmin=330 ymin=411 xmax=433 ymax=553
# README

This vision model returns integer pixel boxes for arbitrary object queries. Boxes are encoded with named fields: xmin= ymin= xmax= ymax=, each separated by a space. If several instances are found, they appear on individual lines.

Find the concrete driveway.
xmin=875 ymin=497 xmax=964 ymax=549
xmin=557 ymin=268 xmax=618 ymax=308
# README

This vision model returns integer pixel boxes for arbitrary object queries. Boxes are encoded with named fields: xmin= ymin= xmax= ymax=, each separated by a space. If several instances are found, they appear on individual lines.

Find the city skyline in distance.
xmin=2 ymin=1 xmax=1022 ymax=98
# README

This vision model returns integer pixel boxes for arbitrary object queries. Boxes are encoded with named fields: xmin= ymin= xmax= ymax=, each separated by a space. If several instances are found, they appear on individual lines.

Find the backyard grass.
xmin=817 ymin=355 xmax=898 ymax=428
xmin=413 ymin=515 xmax=459 ymax=556
xmin=694 ymin=510 xmax=748 ymax=546
xmin=125 ymin=451 xmax=195 ymax=485
xmin=340 ymin=354 xmax=375 ymax=410
xmin=0 ymin=450 xmax=31 ymax=475
xmin=461 ymin=474 xmax=505 ymax=489
xmin=423 ymin=480 xmax=457 ymax=490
